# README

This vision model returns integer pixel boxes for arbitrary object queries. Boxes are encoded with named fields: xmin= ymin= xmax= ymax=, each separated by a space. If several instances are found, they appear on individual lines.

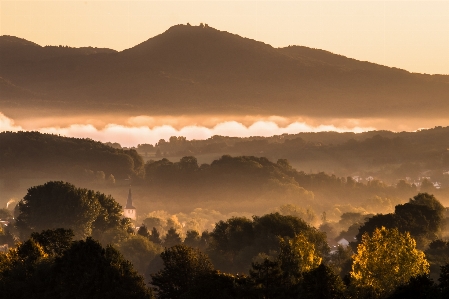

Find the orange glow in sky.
xmin=1 ymin=0 xmax=448 ymax=75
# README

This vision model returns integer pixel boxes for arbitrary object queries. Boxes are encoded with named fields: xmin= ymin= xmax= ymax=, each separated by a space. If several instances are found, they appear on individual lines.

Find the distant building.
xmin=123 ymin=187 xmax=136 ymax=221
xmin=337 ymin=238 xmax=349 ymax=248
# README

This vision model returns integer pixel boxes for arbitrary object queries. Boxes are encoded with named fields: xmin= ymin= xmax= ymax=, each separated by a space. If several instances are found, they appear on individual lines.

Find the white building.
xmin=123 ymin=187 xmax=136 ymax=220
xmin=337 ymin=238 xmax=350 ymax=248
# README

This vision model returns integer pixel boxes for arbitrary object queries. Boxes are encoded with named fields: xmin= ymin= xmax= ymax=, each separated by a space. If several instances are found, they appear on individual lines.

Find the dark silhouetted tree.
xmin=183 ymin=230 xmax=201 ymax=248
xmin=149 ymin=227 xmax=162 ymax=245
xmin=151 ymin=245 xmax=213 ymax=299
xmin=249 ymin=258 xmax=283 ymax=297
xmin=387 ymin=275 xmax=440 ymax=299
xmin=138 ymin=224 xmax=150 ymax=238
xmin=53 ymin=237 xmax=153 ymax=299
xmin=30 ymin=228 xmax=74 ymax=257
xmin=15 ymin=181 xmax=129 ymax=240
xmin=300 ymin=264 xmax=346 ymax=299
xmin=163 ymin=228 xmax=181 ymax=248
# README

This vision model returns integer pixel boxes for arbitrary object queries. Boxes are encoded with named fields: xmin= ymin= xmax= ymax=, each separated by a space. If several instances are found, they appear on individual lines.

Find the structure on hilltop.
xmin=123 ymin=187 xmax=136 ymax=220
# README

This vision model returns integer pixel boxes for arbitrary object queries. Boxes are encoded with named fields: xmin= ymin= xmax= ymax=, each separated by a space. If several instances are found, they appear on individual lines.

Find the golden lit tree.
xmin=351 ymin=227 xmax=429 ymax=297
xmin=278 ymin=233 xmax=322 ymax=285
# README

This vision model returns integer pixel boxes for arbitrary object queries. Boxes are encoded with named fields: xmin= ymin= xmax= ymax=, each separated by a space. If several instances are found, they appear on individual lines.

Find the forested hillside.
xmin=1 ymin=24 xmax=449 ymax=118
xmin=141 ymin=126 xmax=449 ymax=183
xmin=0 ymin=131 xmax=144 ymax=182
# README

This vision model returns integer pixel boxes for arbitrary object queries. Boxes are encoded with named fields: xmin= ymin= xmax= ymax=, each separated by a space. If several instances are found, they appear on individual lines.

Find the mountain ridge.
xmin=1 ymin=24 xmax=448 ymax=118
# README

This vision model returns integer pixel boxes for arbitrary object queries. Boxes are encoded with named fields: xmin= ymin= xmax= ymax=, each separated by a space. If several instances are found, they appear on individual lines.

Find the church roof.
xmin=125 ymin=187 xmax=136 ymax=209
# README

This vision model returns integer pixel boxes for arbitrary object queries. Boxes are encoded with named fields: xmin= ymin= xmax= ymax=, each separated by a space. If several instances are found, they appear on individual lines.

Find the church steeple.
xmin=123 ymin=186 xmax=136 ymax=221
xmin=125 ymin=187 xmax=135 ymax=209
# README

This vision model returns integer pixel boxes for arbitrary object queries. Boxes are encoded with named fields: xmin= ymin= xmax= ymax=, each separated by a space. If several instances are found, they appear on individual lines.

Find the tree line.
xmin=137 ymin=126 xmax=449 ymax=184
xmin=0 ymin=131 xmax=144 ymax=183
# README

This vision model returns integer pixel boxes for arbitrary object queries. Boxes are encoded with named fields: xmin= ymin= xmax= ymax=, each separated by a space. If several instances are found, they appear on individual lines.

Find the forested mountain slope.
xmin=1 ymin=24 xmax=448 ymax=118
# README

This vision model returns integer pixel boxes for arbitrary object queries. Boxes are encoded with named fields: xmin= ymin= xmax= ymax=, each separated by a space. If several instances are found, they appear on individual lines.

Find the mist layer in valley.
xmin=1 ymin=129 xmax=449 ymax=233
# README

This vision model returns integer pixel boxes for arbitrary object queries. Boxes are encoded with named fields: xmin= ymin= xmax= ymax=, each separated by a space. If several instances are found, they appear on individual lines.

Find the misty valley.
xmin=1 ymin=129 xmax=449 ymax=298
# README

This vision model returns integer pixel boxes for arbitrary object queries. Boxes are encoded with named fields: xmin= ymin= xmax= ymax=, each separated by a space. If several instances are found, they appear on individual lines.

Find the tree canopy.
xmin=208 ymin=213 xmax=328 ymax=273
xmin=15 ymin=181 xmax=130 ymax=240
xmin=0 ymin=229 xmax=153 ymax=298
xmin=356 ymin=193 xmax=445 ymax=248
xmin=151 ymin=245 xmax=214 ymax=299
xmin=351 ymin=227 xmax=430 ymax=298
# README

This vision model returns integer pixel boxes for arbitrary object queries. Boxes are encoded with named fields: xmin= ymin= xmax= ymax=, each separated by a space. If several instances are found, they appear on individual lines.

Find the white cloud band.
xmin=1 ymin=112 xmax=375 ymax=147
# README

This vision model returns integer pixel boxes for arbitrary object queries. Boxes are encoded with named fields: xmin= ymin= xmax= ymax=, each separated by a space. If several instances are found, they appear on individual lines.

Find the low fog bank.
xmin=2 ymin=112 xmax=449 ymax=147
xmin=0 ymin=112 xmax=374 ymax=147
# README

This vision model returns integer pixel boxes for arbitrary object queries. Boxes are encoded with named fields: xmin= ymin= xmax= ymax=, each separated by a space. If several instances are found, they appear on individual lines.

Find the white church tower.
xmin=123 ymin=187 xmax=136 ymax=220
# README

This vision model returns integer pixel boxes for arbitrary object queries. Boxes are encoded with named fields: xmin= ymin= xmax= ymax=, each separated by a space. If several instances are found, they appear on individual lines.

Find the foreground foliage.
xmin=351 ymin=227 xmax=430 ymax=297
xmin=0 ymin=229 xmax=153 ymax=299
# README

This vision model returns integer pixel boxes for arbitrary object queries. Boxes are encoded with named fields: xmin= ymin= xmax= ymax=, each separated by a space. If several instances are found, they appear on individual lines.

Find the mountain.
xmin=1 ymin=24 xmax=448 ymax=118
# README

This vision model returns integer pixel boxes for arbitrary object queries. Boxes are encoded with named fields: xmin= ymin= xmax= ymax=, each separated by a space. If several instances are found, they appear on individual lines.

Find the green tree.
xmin=91 ymin=192 xmax=128 ymax=239
xmin=164 ymin=227 xmax=182 ymax=248
xmin=0 ymin=229 xmax=74 ymax=298
xmin=394 ymin=193 xmax=445 ymax=244
xmin=329 ymin=245 xmax=354 ymax=278
xmin=356 ymin=193 xmax=445 ymax=249
xmin=53 ymin=237 xmax=153 ymax=299
xmin=424 ymin=240 xmax=449 ymax=281
xmin=118 ymin=235 xmax=162 ymax=275
xmin=178 ymin=156 xmax=199 ymax=172
xmin=149 ymin=227 xmax=162 ymax=245
xmin=300 ymin=264 xmax=346 ymax=299
xmin=440 ymin=263 xmax=449 ymax=297
xmin=16 ymin=181 xmax=100 ymax=239
xmin=151 ymin=245 xmax=214 ymax=299
xmin=96 ymin=218 xmax=134 ymax=246
xmin=30 ymin=228 xmax=74 ymax=257
xmin=15 ymin=181 xmax=128 ymax=240
xmin=0 ymin=238 xmax=50 ymax=298
xmin=1 ymin=232 xmax=154 ymax=299
xmin=249 ymin=257 xmax=283 ymax=297
xmin=351 ymin=227 xmax=430 ymax=298
xmin=183 ymin=230 xmax=201 ymax=248
xmin=278 ymin=233 xmax=322 ymax=286
xmin=208 ymin=213 xmax=328 ymax=274
xmin=138 ymin=224 xmax=150 ymax=238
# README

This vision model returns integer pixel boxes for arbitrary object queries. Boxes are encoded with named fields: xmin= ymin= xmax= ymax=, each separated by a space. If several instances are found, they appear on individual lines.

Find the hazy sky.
xmin=1 ymin=0 xmax=448 ymax=75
